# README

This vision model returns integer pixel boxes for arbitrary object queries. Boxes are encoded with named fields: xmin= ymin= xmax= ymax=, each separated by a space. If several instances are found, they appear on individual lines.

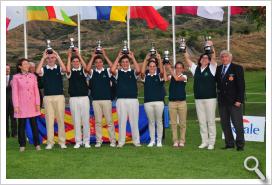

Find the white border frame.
xmin=1 ymin=1 xmax=271 ymax=184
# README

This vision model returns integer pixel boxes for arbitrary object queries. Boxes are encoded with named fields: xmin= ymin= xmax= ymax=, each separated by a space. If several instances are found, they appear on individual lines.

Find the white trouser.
xmin=195 ymin=98 xmax=217 ymax=146
xmin=116 ymin=99 xmax=140 ymax=145
xmin=144 ymin=101 xmax=164 ymax=143
xmin=69 ymin=96 xmax=90 ymax=145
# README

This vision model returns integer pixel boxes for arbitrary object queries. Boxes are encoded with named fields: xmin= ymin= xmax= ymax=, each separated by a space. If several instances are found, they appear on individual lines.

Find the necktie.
xmin=221 ymin=65 xmax=226 ymax=79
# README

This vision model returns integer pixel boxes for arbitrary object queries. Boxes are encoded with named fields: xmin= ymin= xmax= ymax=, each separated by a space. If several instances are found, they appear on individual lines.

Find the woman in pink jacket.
xmin=12 ymin=58 xmax=41 ymax=152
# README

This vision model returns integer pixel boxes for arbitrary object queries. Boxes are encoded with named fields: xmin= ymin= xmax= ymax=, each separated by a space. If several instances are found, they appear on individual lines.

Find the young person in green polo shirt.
xmin=141 ymin=52 xmax=165 ymax=147
xmin=184 ymin=41 xmax=217 ymax=150
xmin=165 ymin=62 xmax=188 ymax=148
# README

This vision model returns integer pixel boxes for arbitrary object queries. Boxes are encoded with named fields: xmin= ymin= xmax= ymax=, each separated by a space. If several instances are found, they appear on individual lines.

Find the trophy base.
xmin=46 ymin=49 xmax=53 ymax=54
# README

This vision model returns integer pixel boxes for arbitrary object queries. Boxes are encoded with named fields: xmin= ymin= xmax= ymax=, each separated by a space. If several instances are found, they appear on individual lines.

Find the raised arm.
xmin=36 ymin=50 xmax=47 ymax=75
xmin=184 ymin=49 xmax=194 ymax=68
xmin=209 ymin=41 xmax=217 ymax=66
xmin=166 ymin=64 xmax=187 ymax=82
xmin=157 ymin=52 xmax=164 ymax=78
xmin=53 ymin=50 xmax=66 ymax=72
xmin=75 ymin=48 xmax=87 ymax=72
xmin=101 ymin=48 xmax=113 ymax=67
xmin=128 ymin=51 xmax=140 ymax=75
xmin=86 ymin=50 xmax=96 ymax=76
xmin=163 ymin=65 xmax=168 ymax=81
xmin=141 ymin=53 xmax=150 ymax=80
xmin=111 ymin=50 xmax=123 ymax=76
xmin=66 ymin=49 xmax=72 ymax=75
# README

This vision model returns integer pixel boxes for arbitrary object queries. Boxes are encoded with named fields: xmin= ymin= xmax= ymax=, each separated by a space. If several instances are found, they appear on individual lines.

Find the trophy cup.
xmin=95 ymin=40 xmax=102 ymax=54
xmin=46 ymin=39 xmax=53 ymax=54
xmin=179 ymin=37 xmax=186 ymax=53
xmin=69 ymin=38 xmax=76 ymax=52
xmin=149 ymin=42 xmax=156 ymax=57
xmin=122 ymin=40 xmax=129 ymax=55
xmin=163 ymin=50 xmax=170 ymax=65
xmin=204 ymin=36 xmax=213 ymax=54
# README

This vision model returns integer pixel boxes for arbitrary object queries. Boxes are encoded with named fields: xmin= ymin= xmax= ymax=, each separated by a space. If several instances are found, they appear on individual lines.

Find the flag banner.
xmin=175 ymin=6 xmax=224 ymax=21
xmin=25 ymin=105 xmax=170 ymax=144
xmin=222 ymin=116 xmax=265 ymax=142
xmin=231 ymin=6 xmax=246 ymax=15
xmin=6 ymin=17 xmax=11 ymax=31
xmin=80 ymin=6 xmax=128 ymax=22
xmin=130 ymin=6 xmax=169 ymax=31
xmin=27 ymin=6 xmax=77 ymax=26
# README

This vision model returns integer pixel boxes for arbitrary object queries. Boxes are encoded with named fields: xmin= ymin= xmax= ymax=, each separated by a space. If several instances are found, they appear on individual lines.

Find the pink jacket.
xmin=12 ymin=73 xmax=41 ymax=118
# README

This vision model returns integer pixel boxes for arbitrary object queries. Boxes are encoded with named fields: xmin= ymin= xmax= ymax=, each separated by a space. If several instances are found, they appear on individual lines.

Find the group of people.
xmin=6 ymin=40 xmax=245 ymax=152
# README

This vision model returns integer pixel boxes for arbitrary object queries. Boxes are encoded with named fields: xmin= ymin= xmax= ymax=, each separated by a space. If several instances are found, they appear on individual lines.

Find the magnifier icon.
xmin=244 ymin=156 xmax=265 ymax=180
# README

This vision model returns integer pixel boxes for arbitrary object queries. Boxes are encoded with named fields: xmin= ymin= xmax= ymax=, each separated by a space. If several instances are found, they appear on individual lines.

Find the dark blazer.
xmin=6 ymin=75 xmax=13 ymax=105
xmin=215 ymin=63 xmax=245 ymax=105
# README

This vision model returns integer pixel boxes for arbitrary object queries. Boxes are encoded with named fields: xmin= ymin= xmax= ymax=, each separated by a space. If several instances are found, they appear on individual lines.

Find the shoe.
xmin=134 ymin=143 xmax=142 ymax=147
xmin=45 ymin=144 xmax=53 ymax=150
xmin=36 ymin=145 xmax=41 ymax=151
xmin=110 ymin=142 xmax=116 ymax=147
xmin=19 ymin=147 xmax=25 ymax=152
xmin=147 ymin=141 xmax=155 ymax=147
xmin=221 ymin=146 xmax=235 ymax=150
xmin=74 ymin=143 xmax=81 ymax=149
xmin=198 ymin=143 xmax=208 ymax=149
xmin=207 ymin=145 xmax=214 ymax=150
xmin=60 ymin=144 xmax=67 ymax=149
xmin=157 ymin=141 xmax=162 ymax=147
xmin=179 ymin=143 xmax=185 ymax=147
xmin=95 ymin=142 xmax=102 ymax=148
xmin=237 ymin=147 xmax=244 ymax=151
xmin=173 ymin=142 xmax=179 ymax=147
xmin=117 ymin=144 xmax=124 ymax=148
xmin=84 ymin=143 xmax=91 ymax=148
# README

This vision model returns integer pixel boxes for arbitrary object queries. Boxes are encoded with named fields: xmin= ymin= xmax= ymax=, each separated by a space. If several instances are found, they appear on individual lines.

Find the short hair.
xmin=93 ymin=55 xmax=103 ymax=62
xmin=198 ymin=53 xmax=211 ymax=67
xmin=16 ymin=58 xmax=30 ymax=73
xmin=6 ymin=64 xmax=11 ymax=67
xmin=119 ymin=55 xmax=130 ymax=63
xmin=220 ymin=50 xmax=233 ymax=60
xmin=175 ymin=61 xmax=185 ymax=68
xmin=148 ymin=58 xmax=158 ymax=67
xmin=29 ymin=62 xmax=35 ymax=67
xmin=71 ymin=56 xmax=80 ymax=62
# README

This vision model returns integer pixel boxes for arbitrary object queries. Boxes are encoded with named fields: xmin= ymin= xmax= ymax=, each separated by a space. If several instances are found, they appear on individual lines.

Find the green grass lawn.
xmin=6 ymin=70 xmax=266 ymax=179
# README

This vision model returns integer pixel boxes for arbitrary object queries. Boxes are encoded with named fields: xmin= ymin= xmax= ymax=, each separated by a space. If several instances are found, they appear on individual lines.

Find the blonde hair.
xmin=220 ymin=50 xmax=233 ymax=61
xmin=29 ymin=62 xmax=35 ymax=67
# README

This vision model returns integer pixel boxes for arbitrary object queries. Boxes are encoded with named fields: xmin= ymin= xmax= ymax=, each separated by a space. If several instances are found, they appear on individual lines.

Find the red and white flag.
xmin=175 ymin=6 xmax=224 ymax=21
xmin=6 ymin=17 xmax=11 ymax=31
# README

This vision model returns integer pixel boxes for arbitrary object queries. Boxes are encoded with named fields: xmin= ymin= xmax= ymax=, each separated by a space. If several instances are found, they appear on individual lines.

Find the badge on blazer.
xmin=229 ymin=74 xmax=234 ymax=81
xmin=103 ymin=74 xmax=106 ymax=78
xmin=204 ymin=72 xmax=208 ymax=76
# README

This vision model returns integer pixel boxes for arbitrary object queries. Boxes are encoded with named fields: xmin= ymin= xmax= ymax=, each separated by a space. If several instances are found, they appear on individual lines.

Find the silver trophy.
xmin=163 ymin=50 xmax=170 ymax=65
xmin=204 ymin=36 xmax=213 ymax=54
xmin=179 ymin=37 xmax=186 ymax=53
xmin=46 ymin=39 xmax=53 ymax=54
xmin=95 ymin=40 xmax=102 ymax=54
xmin=122 ymin=40 xmax=129 ymax=55
xmin=149 ymin=42 xmax=156 ymax=57
xmin=70 ymin=38 xmax=76 ymax=52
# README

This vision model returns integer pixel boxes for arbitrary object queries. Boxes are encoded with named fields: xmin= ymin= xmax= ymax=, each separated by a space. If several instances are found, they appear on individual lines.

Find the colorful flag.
xmin=6 ymin=17 xmax=11 ymax=31
xmin=130 ymin=6 xmax=169 ymax=31
xmin=175 ymin=6 xmax=224 ymax=21
xmin=27 ymin=6 xmax=77 ymax=26
xmin=231 ymin=6 xmax=246 ymax=15
xmin=80 ymin=6 xmax=128 ymax=22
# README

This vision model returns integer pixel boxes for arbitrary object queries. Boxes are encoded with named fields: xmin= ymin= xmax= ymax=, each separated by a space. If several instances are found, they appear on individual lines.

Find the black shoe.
xmin=237 ymin=147 xmax=244 ymax=151
xmin=221 ymin=146 xmax=235 ymax=150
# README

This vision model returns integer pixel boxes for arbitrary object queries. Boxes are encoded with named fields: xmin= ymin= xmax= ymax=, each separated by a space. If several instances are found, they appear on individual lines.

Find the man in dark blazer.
xmin=215 ymin=50 xmax=245 ymax=151
xmin=6 ymin=64 xmax=17 ymax=138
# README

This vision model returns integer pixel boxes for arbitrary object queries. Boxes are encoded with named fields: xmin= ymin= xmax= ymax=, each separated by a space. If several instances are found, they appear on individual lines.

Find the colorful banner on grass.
xmin=25 ymin=105 xmax=170 ymax=144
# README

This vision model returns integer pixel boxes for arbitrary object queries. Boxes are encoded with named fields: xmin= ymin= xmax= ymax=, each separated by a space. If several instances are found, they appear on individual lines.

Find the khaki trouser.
xmin=144 ymin=101 xmax=164 ymax=143
xmin=169 ymin=101 xmax=187 ymax=144
xmin=70 ymin=96 xmax=90 ymax=145
xmin=195 ymin=98 xmax=217 ymax=146
xmin=43 ymin=95 xmax=66 ymax=145
xmin=93 ymin=100 xmax=116 ymax=144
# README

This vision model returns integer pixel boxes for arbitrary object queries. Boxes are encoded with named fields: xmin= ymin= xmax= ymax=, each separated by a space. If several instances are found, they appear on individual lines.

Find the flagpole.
xmin=23 ymin=7 xmax=28 ymax=58
xmin=172 ymin=6 xmax=176 ymax=66
xmin=127 ymin=6 xmax=130 ymax=49
xmin=77 ymin=12 xmax=81 ymax=53
xmin=227 ymin=6 xmax=231 ymax=51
